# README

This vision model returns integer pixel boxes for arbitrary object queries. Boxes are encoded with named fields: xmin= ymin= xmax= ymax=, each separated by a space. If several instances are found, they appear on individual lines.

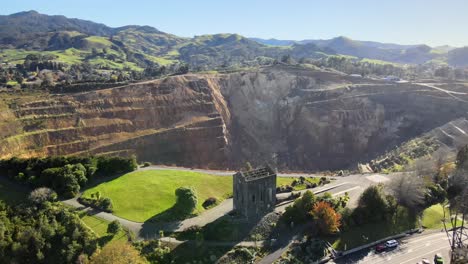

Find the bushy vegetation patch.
xmin=0 ymin=155 xmax=137 ymax=198
xmin=0 ymin=200 xmax=98 ymax=263
xmin=78 ymin=191 xmax=114 ymax=212
xmin=276 ymin=176 xmax=328 ymax=193
xmin=202 ymin=197 xmax=218 ymax=209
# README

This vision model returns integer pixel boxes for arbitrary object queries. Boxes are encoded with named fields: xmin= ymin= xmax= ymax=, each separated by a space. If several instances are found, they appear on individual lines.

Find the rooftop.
xmin=240 ymin=166 xmax=275 ymax=182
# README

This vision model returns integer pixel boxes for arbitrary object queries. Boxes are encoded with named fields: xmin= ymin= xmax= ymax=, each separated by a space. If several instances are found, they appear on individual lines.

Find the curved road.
xmin=331 ymin=231 xmax=451 ymax=264
xmin=64 ymin=166 xmax=394 ymax=240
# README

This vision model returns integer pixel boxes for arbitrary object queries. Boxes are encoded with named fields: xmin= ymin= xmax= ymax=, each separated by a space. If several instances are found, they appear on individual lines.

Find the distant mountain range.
xmin=251 ymin=36 xmax=463 ymax=65
xmin=1 ymin=10 xmax=468 ymax=69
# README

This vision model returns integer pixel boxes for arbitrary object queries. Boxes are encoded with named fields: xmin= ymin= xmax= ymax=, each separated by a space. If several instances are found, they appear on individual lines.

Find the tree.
xmin=280 ymin=54 xmax=292 ymax=64
xmin=387 ymin=173 xmax=425 ymax=212
xmin=244 ymin=161 xmax=253 ymax=171
xmin=89 ymin=241 xmax=147 ymax=264
xmin=283 ymin=190 xmax=317 ymax=223
xmin=29 ymin=187 xmax=57 ymax=204
xmin=107 ymin=220 xmax=122 ymax=235
xmin=100 ymin=198 xmax=113 ymax=212
xmin=424 ymin=183 xmax=447 ymax=207
xmin=456 ymin=145 xmax=468 ymax=170
xmin=175 ymin=187 xmax=198 ymax=216
xmin=311 ymin=201 xmax=341 ymax=235
xmin=353 ymin=185 xmax=389 ymax=224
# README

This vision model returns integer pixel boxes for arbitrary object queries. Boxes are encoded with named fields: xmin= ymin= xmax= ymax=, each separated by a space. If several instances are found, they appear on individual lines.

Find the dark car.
xmin=375 ymin=244 xmax=386 ymax=252
xmin=434 ymin=253 xmax=444 ymax=264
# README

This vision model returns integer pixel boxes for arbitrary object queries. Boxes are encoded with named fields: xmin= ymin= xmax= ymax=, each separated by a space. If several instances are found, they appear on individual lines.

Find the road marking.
xmin=332 ymin=186 xmax=361 ymax=196
xmin=404 ymin=233 xmax=445 ymax=244
xmin=398 ymin=245 xmax=450 ymax=264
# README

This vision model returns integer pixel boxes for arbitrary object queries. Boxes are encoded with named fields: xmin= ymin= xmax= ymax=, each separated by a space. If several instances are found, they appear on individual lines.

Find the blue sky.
xmin=2 ymin=0 xmax=467 ymax=47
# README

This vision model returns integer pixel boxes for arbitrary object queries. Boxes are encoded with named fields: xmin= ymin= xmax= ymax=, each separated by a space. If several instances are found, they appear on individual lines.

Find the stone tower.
xmin=233 ymin=166 xmax=277 ymax=220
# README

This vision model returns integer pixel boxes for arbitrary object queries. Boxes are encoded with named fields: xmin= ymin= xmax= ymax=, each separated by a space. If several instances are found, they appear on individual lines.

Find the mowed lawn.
xmin=80 ymin=214 xmax=127 ymax=242
xmin=82 ymin=170 xmax=310 ymax=222
xmin=82 ymin=170 xmax=233 ymax=222
xmin=422 ymin=204 xmax=455 ymax=229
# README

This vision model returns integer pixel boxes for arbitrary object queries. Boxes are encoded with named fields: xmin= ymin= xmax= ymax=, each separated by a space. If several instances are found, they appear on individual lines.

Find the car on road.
xmin=375 ymin=244 xmax=386 ymax=253
xmin=385 ymin=239 xmax=399 ymax=249
xmin=417 ymin=258 xmax=430 ymax=264
xmin=434 ymin=253 xmax=444 ymax=264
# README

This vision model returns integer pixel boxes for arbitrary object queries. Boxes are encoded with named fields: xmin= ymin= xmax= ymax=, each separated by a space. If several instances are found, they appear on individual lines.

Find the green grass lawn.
xmin=0 ymin=177 xmax=28 ymax=205
xmin=277 ymin=177 xmax=321 ymax=191
xmin=421 ymin=203 xmax=463 ymax=230
xmin=82 ymin=170 xmax=311 ymax=222
xmin=80 ymin=214 xmax=127 ymax=244
xmin=82 ymin=170 xmax=233 ymax=222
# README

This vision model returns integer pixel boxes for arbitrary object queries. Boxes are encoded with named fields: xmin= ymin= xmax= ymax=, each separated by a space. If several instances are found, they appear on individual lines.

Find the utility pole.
xmin=444 ymin=187 xmax=468 ymax=264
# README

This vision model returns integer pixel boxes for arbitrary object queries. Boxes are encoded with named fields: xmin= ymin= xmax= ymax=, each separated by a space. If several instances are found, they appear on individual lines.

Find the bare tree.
xmin=410 ymin=156 xmax=436 ymax=177
xmin=387 ymin=172 xmax=426 ymax=212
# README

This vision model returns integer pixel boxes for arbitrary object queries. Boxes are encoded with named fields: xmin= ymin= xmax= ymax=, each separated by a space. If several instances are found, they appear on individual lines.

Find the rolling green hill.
xmin=0 ymin=10 xmax=466 ymax=79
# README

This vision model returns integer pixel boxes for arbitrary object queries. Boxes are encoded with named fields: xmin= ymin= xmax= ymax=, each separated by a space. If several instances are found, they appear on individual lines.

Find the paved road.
xmin=141 ymin=165 xmax=338 ymax=179
xmin=65 ymin=166 xmax=396 ymax=240
xmin=331 ymin=231 xmax=451 ymax=264
xmin=64 ymin=179 xmax=360 ymax=239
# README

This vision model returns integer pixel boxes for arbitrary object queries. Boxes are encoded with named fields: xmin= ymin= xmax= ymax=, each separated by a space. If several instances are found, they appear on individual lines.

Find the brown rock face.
xmin=0 ymin=75 xmax=231 ymax=168
xmin=2 ymin=65 xmax=468 ymax=170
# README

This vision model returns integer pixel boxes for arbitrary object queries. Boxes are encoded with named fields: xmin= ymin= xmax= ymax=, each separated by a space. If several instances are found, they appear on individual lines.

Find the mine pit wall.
xmin=0 ymin=75 xmax=232 ymax=168
xmin=219 ymin=69 xmax=468 ymax=170
xmin=2 ymin=67 xmax=468 ymax=171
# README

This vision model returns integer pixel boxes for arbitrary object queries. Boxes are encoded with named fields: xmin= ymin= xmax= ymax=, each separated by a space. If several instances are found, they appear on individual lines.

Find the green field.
xmin=277 ymin=177 xmax=321 ymax=191
xmin=80 ymin=214 xmax=127 ymax=243
xmin=82 ymin=170 xmax=233 ymax=222
xmin=422 ymin=204 xmax=453 ymax=229
xmin=82 ymin=170 xmax=317 ymax=222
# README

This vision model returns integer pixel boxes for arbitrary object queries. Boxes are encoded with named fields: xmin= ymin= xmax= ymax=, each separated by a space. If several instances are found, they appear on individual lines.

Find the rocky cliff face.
xmin=2 ymin=65 xmax=468 ymax=170
xmin=0 ymin=76 xmax=231 ymax=168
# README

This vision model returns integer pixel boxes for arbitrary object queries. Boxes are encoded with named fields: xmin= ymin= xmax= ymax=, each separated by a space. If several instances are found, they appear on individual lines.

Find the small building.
xmin=233 ymin=166 xmax=277 ymax=220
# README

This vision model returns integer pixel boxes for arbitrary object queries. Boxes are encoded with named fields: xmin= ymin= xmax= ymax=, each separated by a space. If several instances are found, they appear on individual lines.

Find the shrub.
xmin=107 ymin=220 xmax=122 ymax=235
xmin=175 ymin=187 xmax=198 ymax=216
xmin=311 ymin=201 xmax=341 ymax=235
xmin=96 ymin=156 xmax=138 ymax=176
xmin=29 ymin=187 xmax=58 ymax=204
xmin=202 ymin=197 xmax=218 ymax=209
xmin=282 ymin=191 xmax=316 ymax=224
xmin=276 ymin=185 xmax=293 ymax=193
xmin=142 ymin=162 xmax=151 ymax=167
xmin=100 ymin=198 xmax=113 ymax=212
xmin=78 ymin=195 xmax=113 ymax=212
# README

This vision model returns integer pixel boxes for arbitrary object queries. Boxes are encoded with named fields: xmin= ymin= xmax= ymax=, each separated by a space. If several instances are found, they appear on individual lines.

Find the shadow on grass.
xmin=84 ymin=172 xmax=129 ymax=190
xmin=169 ymin=212 xmax=306 ymax=263
xmin=97 ymin=234 xmax=114 ymax=246
xmin=168 ymin=214 xmax=261 ymax=263
xmin=139 ymin=205 xmax=187 ymax=239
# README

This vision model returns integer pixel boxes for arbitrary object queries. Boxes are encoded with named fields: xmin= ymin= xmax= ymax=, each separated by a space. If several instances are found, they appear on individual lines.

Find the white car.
xmin=385 ymin=239 xmax=399 ymax=248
